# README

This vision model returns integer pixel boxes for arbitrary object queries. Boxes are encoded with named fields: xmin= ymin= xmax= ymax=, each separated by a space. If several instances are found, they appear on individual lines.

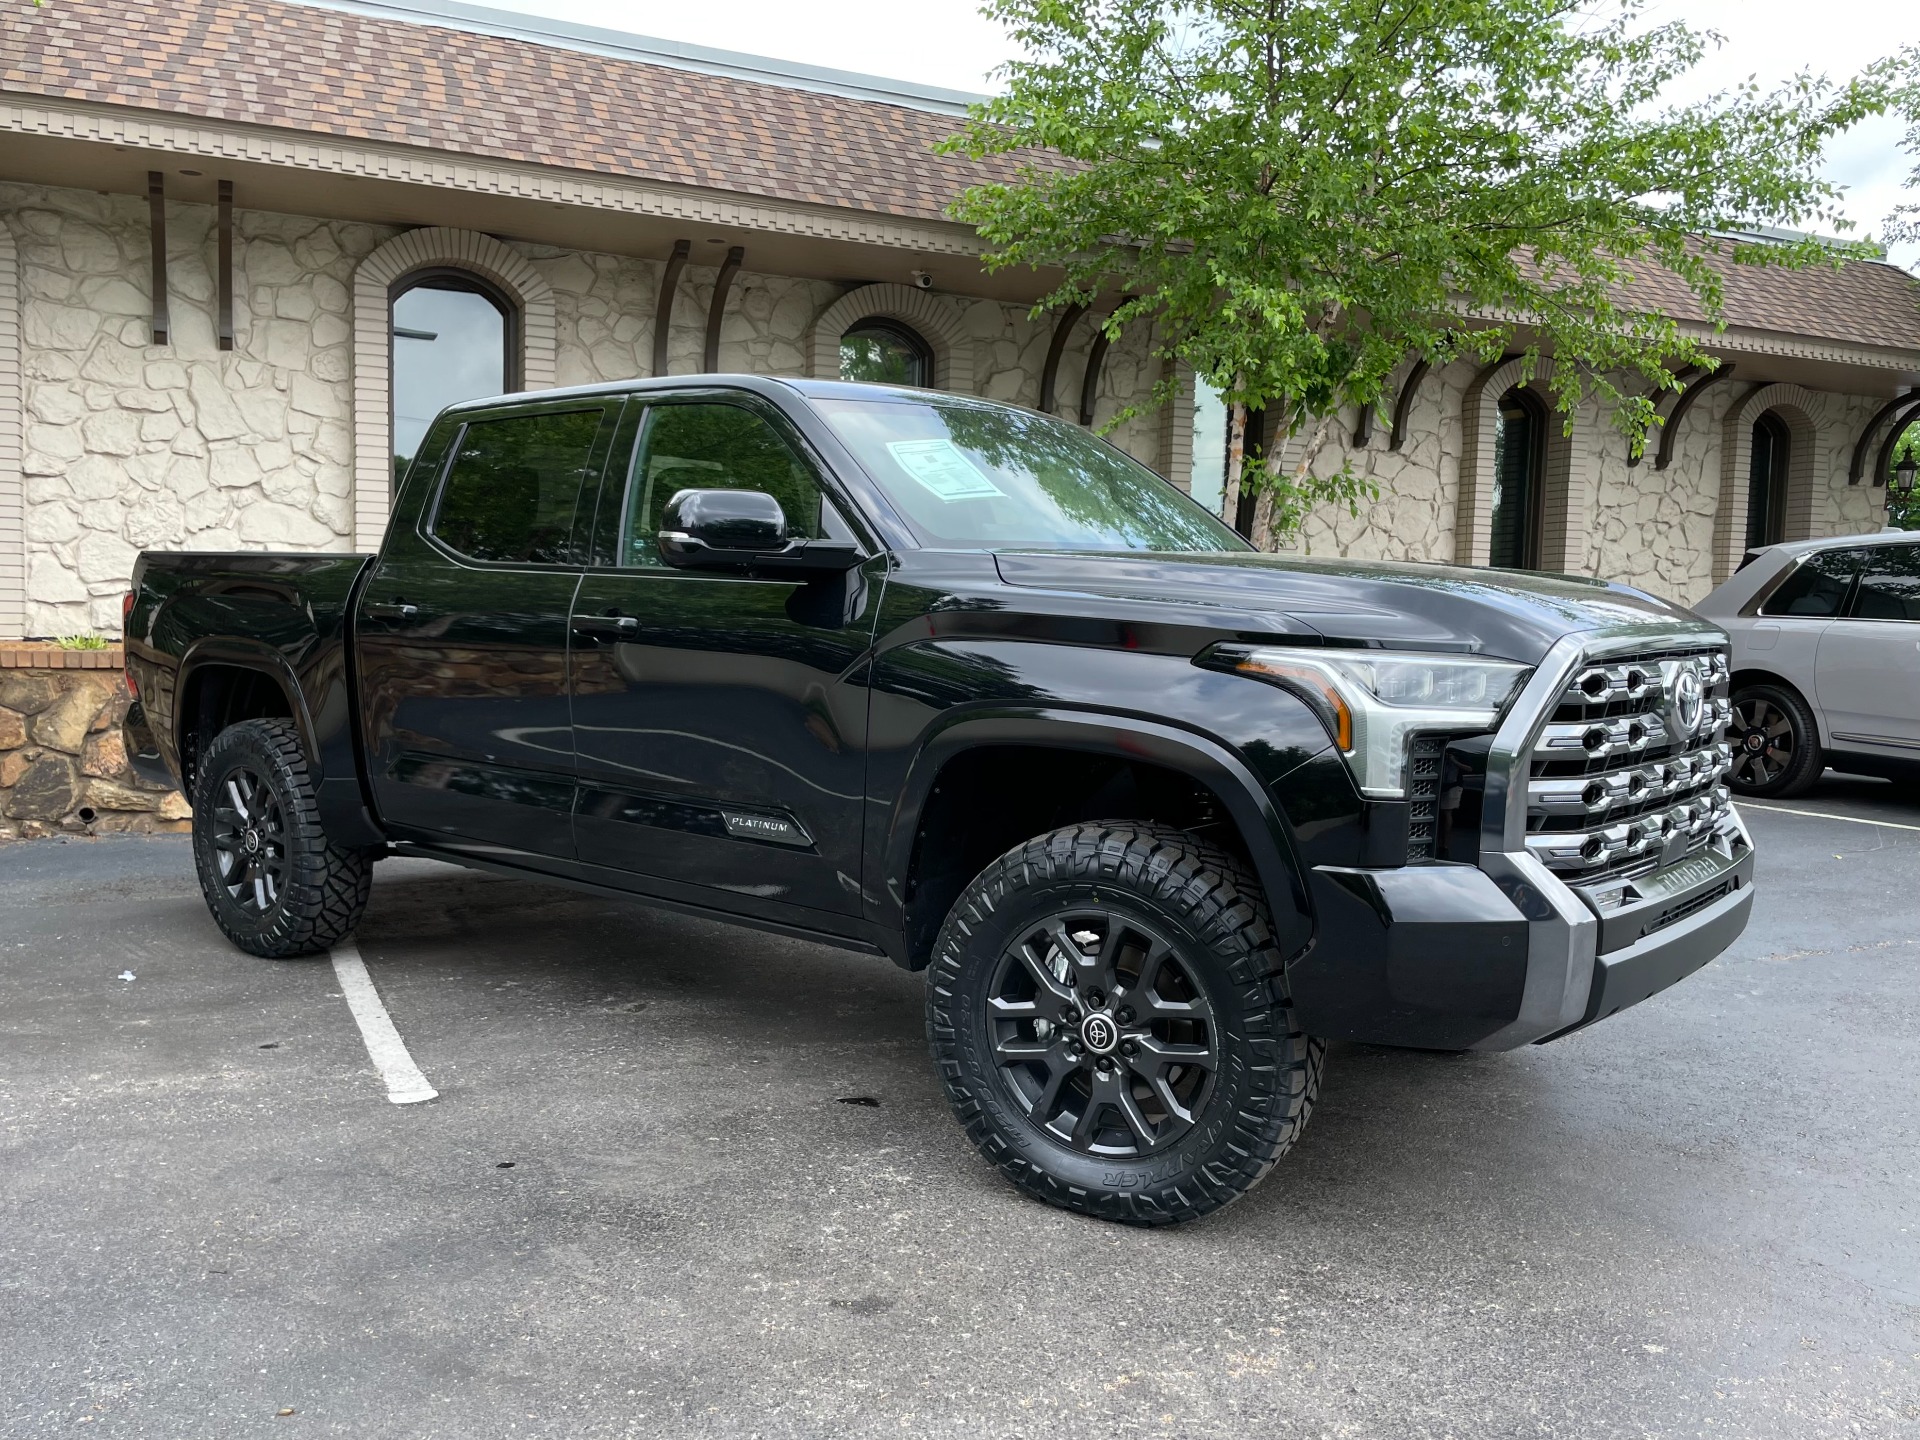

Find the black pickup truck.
xmin=123 ymin=375 xmax=1754 ymax=1224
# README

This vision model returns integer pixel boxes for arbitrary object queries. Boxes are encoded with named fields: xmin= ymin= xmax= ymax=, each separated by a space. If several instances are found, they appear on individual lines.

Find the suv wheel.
xmin=190 ymin=718 xmax=372 ymax=958
xmin=1728 ymin=683 xmax=1823 ymax=798
xmin=926 ymin=822 xmax=1323 ymax=1226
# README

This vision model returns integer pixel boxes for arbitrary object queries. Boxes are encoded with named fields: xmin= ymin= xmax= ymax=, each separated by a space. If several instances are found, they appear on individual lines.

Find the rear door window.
xmin=431 ymin=407 xmax=608 ymax=565
xmin=1759 ymin=548 xmax=1868 ymax=618
xmin=1849 ymin=544 xmax=1920 ymax=621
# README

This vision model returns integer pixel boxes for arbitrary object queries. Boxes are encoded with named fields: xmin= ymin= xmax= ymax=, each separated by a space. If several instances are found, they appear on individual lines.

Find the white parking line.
xmin=1736 ymin=801 xmax=1920 ymax=834
xmin=329 ymin=941 xmax=439 ymax=1105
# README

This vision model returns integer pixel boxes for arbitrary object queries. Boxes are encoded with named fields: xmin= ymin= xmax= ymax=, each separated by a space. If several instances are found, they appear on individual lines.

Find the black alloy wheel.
xmin=209 ymin=764 xmax=289 ymax=917
xmin=987 ymin=910 xmax=1216 ymax=1158
xmin=1727 ymin=683 xmax=1822 ymax=798
xmin=190 ymin=718 xmax=372 ymax=958
xmin=928 ymin=822 xmax=1323 ymax=1226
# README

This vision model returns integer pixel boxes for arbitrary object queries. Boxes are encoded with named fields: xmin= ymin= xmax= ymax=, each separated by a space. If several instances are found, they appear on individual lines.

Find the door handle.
xmin=364 ymin=600 xmax=419 ymax=620
xmin=572 ymin=612 xmax=640 ymax=639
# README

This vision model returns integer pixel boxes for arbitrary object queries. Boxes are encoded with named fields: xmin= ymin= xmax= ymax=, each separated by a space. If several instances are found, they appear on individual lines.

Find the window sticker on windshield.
xmin=885 ymin=438 xmax=1004 ymax=501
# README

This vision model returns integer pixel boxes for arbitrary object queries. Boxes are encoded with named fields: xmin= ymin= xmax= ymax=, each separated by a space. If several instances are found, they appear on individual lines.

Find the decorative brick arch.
xmin=1456 ymin=356 xmax=1585 ymax=570
xmin=807 ymin=283 xmax=973 ymax=393
xmin=0 ymin=221 xmax=21 ymax=638
xmin=352 ymin=228 xmax=556 ymax=549
xmin=1712 ymin=383 xmax=1827 ymax=584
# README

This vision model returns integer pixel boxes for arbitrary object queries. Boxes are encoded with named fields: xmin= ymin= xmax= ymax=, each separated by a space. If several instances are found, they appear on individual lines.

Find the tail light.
xmin=121 ymin=591 xmax=138 ymax=698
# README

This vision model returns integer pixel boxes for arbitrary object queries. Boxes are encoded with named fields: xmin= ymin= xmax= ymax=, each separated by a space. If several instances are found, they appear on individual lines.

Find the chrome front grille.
xmin=1523 ymin=644 xmax=1734 ymax=879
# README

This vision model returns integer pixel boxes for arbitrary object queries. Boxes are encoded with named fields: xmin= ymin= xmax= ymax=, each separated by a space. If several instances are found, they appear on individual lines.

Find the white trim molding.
xmin=1456 ymin=356 xmax=1587 ymax=570
xmin=808 ymin=283 xmax=974 ymax=393
xmin=352 ymin=227 xmax=557 ymax=549
xmin=1713 ymin=382 xmax=1829 ymax=585
xmin=0 ymin=218 xmax=21 ymax=639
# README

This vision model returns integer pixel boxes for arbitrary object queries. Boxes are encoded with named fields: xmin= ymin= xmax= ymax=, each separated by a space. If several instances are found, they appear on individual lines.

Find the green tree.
xmin=1885 ymin=44 xmax=1920 ymax=532
xmin=944 ymin=0 xmax=1888 ymax=546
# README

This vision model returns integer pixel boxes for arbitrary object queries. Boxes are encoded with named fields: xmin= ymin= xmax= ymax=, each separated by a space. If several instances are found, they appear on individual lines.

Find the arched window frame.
xmin=1712 ymin=383 xmax=1826 ymax=584
xmin=353 ymin=228 xmax=557 ymax=549
xmin=1457 ymin=356 xmax=1584 ymax=570
xmin=1489 ymin=384 xmax=1548 ymax=570
xmin=807 ymin=283 xmax=972 ymax=393
xmin=837 ymin=316 xmax=934 ymax=388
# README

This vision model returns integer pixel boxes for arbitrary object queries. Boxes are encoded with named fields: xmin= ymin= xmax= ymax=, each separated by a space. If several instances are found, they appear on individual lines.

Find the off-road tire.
xmin=927 ymin=822 xmax=1323 ymax=1226
xmin=1728 ymin=682 xmax=1823 ymax=798
xmin=190 ymin=718 xmax=372 ymax=958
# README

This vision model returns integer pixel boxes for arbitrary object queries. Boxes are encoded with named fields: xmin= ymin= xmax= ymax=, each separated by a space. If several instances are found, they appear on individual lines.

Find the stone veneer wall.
xmin=526 ymin=243 xmax=1165 ymax=462
xmin=5 ymin=184 xmax=394 ymax=638
xmin=0 ymin=655 xmax=189 ymax=840
xmin=3 ymin=178 xmax=1894 ymax=626
xmin=2 ymin=182 xmax=1171 ymax=638
xmin=1282 ymin=360 xmax=1890 ymax=605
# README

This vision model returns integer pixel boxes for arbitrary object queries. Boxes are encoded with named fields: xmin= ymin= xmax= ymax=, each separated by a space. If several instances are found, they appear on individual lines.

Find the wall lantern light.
xmin=1895 ymin=453 xmax=1918 ymax=496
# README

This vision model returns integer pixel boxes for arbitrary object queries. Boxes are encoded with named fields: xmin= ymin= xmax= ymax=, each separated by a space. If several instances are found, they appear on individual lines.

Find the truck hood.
xmin=991 ymin=550 xmax=1707 ymax=665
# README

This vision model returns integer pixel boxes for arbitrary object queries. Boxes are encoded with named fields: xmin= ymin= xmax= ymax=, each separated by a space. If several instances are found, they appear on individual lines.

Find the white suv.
xmin=1694 ymin=532 xmax=1920 ymax=796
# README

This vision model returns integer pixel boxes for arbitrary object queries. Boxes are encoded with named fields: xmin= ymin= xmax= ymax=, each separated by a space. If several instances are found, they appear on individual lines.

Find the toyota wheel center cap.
xmin=1080 ymin=1013 xmax=1120 ymax=1055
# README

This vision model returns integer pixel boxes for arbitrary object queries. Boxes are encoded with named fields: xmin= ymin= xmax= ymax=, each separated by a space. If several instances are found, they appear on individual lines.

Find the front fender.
xmin=882 ymin=705 xmax=1323 ymax=961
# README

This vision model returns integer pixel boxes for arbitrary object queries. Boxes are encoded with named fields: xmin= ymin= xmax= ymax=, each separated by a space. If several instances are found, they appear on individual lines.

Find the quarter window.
xmin=432 ymin=409 xmax=605 ymax=565
xmin=1759 ymin=547 xmax=1868 ymax=618
xmin=619 ymin=404 xmax=825 ymax=568
xmin=1850 ymin=545 xmax=1920 ymax=621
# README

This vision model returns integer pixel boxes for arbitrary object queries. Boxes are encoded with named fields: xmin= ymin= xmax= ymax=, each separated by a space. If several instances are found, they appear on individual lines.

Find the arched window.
xmin=839 ymin=318 xmax=933 ymax=388
xmin=1746 ymin=411 xmax=1790 ymax=550
xmin=1488 ymin=386 xmax=1545 ymax=569
xmin=391 ymin=269 xmax=517 ymax=480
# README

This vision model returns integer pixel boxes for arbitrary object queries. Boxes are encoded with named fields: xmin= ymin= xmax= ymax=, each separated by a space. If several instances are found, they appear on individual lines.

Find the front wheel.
xmin=926 ymin=822 xmax=1323 ymax=1226
xmin=1728 ymin=683 xmax=1823 ymax=798
xmin=190 ymin=718 xmax=372 ymax=958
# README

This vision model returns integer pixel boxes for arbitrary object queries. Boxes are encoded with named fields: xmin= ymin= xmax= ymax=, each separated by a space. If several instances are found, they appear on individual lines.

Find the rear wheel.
xmin=190 ymin=718 xmax=371 ymax=958
xmin=1728 ymin=683 xmax=1822 ymax=798
xmin=927 ymin=822 xmax=1322 ymax=1226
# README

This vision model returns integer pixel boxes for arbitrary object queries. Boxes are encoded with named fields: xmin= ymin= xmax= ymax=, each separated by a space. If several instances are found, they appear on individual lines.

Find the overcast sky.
xmin=509 ymin=0 xmax=1916 ymax=266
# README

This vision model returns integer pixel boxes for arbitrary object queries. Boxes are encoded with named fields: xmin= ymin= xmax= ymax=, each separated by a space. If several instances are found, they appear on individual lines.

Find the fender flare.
xmin=175 ymin=638 xmax=324 ymax=782
xmin=883 ymin=706 xmax=1316 ymax=958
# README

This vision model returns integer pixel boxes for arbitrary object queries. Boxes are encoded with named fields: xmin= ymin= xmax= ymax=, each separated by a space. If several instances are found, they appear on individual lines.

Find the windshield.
xmin=814 ymin=397 xmax=1250 ymax=553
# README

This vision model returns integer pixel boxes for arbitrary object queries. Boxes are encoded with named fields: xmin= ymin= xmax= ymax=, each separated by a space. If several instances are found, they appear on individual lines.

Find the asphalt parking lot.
xmin=4 ymin=776 xmax=1918 ymax=1439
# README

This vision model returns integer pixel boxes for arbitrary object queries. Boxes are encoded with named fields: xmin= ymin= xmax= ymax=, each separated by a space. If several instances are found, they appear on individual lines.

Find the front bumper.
xmin=1293 ymin=824 xmax=1751 ymax=1050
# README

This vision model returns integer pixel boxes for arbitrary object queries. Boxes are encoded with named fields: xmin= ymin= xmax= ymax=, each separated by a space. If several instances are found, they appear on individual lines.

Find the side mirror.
xmin=657 ymin=488 xmax=865 ymax=575
xmin=660 ymin=488 xmax=788 ymax=553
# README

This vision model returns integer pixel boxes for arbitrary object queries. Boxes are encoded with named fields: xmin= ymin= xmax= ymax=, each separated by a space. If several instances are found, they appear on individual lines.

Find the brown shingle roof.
xmin=0 ymin=0 xmax=1020 ymax=225
xmin=4 ymin=0 xmax=1917 ymax=355
xmin=1611 ymin=242 xmax=1920 ymax=355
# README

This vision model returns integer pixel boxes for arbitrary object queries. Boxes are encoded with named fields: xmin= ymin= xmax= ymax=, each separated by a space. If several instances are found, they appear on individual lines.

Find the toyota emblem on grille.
xmin=1672 ymin=667 xmax=1704 ymax=735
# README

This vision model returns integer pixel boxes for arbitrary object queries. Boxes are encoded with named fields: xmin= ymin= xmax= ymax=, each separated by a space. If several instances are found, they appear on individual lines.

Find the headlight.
xmin=1235 ymin=648 xmax=1531 ymax=798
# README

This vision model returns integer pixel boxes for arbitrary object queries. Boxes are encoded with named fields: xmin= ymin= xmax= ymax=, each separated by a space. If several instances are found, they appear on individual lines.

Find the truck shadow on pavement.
xmin=347 ymin=859 xmax=1645 ymax=1243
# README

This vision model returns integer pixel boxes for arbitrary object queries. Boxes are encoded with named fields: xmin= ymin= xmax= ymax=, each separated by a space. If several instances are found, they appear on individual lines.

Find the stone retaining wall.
xmin=0 ymin=651 xmax=188 ymax=840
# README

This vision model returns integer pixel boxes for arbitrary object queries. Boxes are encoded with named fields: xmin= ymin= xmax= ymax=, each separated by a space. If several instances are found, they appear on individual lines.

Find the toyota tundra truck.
xmin=121 ymin=375 xmax=1754 ymax=1224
